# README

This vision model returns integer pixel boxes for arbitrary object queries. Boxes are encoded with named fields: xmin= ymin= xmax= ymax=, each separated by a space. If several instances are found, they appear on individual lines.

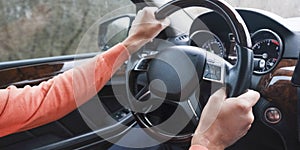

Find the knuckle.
xmin=236 ymin=102 xmax=250 ymax=112
xmin=243 ymin=112 xmax=254 ymax=125
xmin=150 ymin=22 xmax=163 ymax=32
xmin=155 ymin=22 xmax=163 ymax=29
xmin=143 ymin=7 xmax=154 ymax=15
xmin=248 ymin=113 xmax=255 ymax=123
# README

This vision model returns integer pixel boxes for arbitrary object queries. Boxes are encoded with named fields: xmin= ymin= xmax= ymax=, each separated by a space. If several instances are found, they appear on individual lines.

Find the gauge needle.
xmin=254 ymin=53 xmax=268 ymax=59
xmin=254 ymin=54 xmax=263 ymax=57
xmin=207 ymin=44 xmax=213 ymax=53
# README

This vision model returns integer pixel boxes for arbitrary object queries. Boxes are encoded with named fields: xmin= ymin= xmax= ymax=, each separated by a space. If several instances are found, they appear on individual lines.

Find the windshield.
xmin=153 ymin=0 xmax=300 ymax=18
xmin=227 ymin=0 xmax=300 ymax=18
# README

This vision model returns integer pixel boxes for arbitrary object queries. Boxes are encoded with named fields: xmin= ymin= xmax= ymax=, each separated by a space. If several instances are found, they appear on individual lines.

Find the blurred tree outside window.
xmin=0 ymin=0 xmax=134 ymax=62
xmin=155 ymin=0 xmax=300 ymax=18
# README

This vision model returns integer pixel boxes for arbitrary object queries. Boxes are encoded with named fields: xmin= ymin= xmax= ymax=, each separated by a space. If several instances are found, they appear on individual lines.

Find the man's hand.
xmin=122 ymin=7 xmax=170 ymax=54
xmin=191 ymin=88 xmax=260 ymax=150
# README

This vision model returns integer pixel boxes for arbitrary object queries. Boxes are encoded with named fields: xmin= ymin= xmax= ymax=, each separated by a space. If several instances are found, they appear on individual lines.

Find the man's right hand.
xmin=191 ymin=88 xmax=260 ymax=150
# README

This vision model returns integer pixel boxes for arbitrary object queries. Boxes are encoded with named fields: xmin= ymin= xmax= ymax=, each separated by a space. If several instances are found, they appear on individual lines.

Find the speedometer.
xmin=251 ymin=29 xmax=283 ymax=74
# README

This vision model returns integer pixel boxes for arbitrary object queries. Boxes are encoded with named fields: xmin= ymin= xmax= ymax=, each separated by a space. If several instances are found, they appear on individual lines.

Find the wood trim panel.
xmin=257 ymin=59 xmax=298 ymax=138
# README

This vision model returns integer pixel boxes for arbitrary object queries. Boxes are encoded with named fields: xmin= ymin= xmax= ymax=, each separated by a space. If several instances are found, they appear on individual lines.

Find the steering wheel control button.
xmin=203 ymin=52 xmax=225 ymax=83
xmin=259 ymin=59 xmax=266 ymax=69
xmin=134 ymin=58 xmax=152 ymax=71
xmin=264 ymin=107 xmax=282 ymax=124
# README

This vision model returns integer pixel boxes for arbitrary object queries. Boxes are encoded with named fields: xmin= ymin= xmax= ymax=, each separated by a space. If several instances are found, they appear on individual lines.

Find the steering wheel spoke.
xmin=133 ymin=52 xmax=159 ymax=72
xmin=176 ymin=92 xmax=201 ymax=126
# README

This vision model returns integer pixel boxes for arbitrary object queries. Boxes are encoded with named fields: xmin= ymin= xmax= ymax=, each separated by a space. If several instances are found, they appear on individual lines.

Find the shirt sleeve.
xmin=0 ymin=43 xmax=130 ymax=137
xmin=189 ymin=145 xmax=209 ymax=150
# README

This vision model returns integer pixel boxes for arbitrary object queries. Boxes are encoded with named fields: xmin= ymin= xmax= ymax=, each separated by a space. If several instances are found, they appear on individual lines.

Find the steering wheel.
xmin=125 ymin=0 xmax=253 ymax=142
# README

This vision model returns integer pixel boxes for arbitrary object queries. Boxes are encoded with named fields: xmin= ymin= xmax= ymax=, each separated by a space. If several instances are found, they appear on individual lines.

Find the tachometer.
xmin=251 ymin=29 xmax=283 ymax=74
xmin=190 ymin=30 xmax=226 ymax=58
xmin=202 ymin=38 xmax=225 ymax=57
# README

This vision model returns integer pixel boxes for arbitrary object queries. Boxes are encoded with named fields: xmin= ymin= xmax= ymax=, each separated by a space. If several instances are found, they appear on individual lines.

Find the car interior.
xmin=0 ymin=0 xmax=300 ymax=149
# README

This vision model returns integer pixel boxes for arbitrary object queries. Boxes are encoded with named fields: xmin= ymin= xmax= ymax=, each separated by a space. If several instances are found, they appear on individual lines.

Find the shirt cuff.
xmin=118 ymin=42 xmax=130 ymax=57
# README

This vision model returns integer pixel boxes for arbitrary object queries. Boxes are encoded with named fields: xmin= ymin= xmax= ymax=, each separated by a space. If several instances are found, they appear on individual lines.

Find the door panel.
xmin=0 ymin=54 xmax=134 ymax=149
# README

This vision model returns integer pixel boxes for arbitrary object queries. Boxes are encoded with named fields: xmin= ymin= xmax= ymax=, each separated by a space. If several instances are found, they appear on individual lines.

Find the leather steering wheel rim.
xmin=125 ymin=0 xmax=254 ymax=142
xmin=155 ymin=0 xmax=253 ymax=97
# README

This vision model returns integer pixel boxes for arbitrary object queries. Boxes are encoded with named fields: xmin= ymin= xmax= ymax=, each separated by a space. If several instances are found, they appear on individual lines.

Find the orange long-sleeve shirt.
xmin=0 ymin=43 xmax=208 ymax=150
xmin=0 ymin=43 xmax=129 ymax=137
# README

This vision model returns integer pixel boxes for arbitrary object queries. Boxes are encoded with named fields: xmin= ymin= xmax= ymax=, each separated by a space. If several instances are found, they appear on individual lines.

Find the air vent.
xmin=175 ymin=34 xmax=188 ymax=41
xmin=172 ymin=34 xmax=189 ymax=45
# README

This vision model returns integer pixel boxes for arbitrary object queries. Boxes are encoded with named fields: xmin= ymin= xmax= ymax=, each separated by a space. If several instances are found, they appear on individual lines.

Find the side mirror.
xmin=98 ymin=14 xmax=135 ymax=51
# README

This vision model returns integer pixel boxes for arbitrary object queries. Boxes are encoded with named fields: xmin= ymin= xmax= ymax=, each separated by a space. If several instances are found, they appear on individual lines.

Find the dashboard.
xmin=188 ymin=9 xmax=300 ymax=149
xmin=136 ymin=8 xmax=300 ymax=149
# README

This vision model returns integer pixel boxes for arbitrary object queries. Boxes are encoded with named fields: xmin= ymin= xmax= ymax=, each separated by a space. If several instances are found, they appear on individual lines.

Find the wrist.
xmin=191 ymin=133 xmax=225 ymax=150
xmin=122 ymin=35 xmax=149 ymax=55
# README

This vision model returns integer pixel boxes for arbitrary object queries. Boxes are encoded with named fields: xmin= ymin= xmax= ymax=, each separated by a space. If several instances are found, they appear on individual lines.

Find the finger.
xmin=196 ymin=88 xmax=226 ymax=134
xmin=246 ymin=124 xmax=252 ymax=131
xmin=160 ymin=17 xmax=170 ymax=27
xmin=142 ymin=7 xmax=158 ymax=19
xmin=209 ymin=87 xmax=227 ymax=102
xmin=236 ymin=90 xmax=260 ymax=107
xmin=142 ymin=7 xmax=170 ymax=25
xmin=240 ymin=118 xmax=253 ymax=136
xmin=144 ymin=6 xmax=158 ymax=12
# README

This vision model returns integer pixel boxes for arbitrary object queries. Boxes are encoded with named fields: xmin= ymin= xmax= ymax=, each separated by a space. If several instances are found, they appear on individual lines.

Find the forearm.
xmin=0 ymin=6 xmax=170 ymax=138
xmin=0 ymin=43 xmax=129 ymax=137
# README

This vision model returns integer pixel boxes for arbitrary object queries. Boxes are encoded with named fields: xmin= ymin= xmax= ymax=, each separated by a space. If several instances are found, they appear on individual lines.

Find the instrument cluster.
xmin=189 ymin=28 xmax=283 ymax=74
